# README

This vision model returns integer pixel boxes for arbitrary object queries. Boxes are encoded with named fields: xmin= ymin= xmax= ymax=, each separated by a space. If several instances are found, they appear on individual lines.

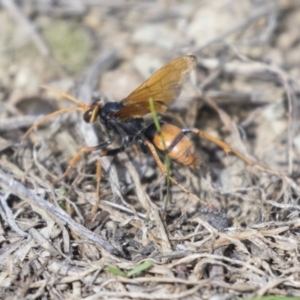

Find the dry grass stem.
xmin=1 ymin=1 xmax=300 ymax=298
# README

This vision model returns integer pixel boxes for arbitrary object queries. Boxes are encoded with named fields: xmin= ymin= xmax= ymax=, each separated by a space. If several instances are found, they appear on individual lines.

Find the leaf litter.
xmin=0 ymin=1 xmax=300 ymax=299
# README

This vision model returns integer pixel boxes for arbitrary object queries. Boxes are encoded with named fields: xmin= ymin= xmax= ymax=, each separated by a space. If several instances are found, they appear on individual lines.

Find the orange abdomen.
xmin=151 ymin=124 xmax=199 ymax=168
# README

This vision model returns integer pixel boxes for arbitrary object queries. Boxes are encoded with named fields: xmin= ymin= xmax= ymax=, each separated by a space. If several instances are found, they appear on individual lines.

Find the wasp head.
xmin=83 ymin=100 xmax=102 ymax=123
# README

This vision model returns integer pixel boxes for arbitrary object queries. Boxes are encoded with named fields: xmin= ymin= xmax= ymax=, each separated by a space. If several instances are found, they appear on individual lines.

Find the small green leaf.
xmin=92 ymin=175 xmax=97 ymax=184
xmin=59 ymin=188 xmax=67 ymax=196
xmin=149 ymin=97 xmax=171 ymax=210
xmin=106 ymin=266 xmax=128 ymax=277
xmin=149 ymin=97 xmax=161 ymax=132
xmin=127 ymin=261 xmax=153 ymax=277
xmin=57 ymin=200 xmax=66 ymax=210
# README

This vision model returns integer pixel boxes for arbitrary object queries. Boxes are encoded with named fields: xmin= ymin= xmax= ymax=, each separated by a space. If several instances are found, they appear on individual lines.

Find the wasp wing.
xmin=113 ymin=55 xmax=197 ymax=120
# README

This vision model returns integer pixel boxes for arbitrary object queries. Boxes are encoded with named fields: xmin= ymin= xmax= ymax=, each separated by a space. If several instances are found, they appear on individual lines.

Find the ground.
xmin=0 ymin=0 xmax=300 ymax=299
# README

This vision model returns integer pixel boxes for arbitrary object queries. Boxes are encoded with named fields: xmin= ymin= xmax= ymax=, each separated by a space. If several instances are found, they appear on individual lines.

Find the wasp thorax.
xmin=100 ymin=102 xmax=122 ymax=122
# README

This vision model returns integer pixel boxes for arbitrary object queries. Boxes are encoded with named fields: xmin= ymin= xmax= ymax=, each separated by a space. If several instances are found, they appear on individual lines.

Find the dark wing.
xmin=113 ymin=55 xmax=197 ymax=120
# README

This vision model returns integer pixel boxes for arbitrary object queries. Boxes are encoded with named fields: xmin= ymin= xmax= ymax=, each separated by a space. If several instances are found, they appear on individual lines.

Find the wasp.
xmin=23 ymin=55 xmax=264 ymax=214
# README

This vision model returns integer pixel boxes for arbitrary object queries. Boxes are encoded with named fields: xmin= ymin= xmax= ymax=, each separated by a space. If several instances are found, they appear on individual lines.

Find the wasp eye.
xmin=83 ymin=109 xmax=93 ymax=123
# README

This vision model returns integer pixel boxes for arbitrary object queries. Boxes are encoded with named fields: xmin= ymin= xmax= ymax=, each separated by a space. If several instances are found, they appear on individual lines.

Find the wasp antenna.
xmin=40 ymin=85 xmax=87 ymax=108
xmin=22 ymin=106 xmax=84 ymax=140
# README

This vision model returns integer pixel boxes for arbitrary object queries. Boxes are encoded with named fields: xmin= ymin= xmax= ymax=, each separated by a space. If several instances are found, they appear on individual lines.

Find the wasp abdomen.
xmin=144 ymin=123 xmax=199 ymax=168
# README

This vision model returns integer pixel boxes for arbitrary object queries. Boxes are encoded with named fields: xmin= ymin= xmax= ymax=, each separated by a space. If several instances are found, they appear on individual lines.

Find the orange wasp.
xmin=23 ymin=55 xmax=259 ymax=213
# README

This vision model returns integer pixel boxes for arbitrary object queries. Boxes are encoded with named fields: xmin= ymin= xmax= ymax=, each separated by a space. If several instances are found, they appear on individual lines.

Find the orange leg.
xmin=89 ymin=156 xmax=102 ymax=221
xmin=56 ymin=142 xmax=111 ymax=182
xmin=89 ymin=141 xmax=132 ymax=222
xmin=189 ymin=128 xmax=278 ymax=175
xmin=144 ymin=139 xmax=214 ymax=208
xmin=58 ymin=146 xmax=110 ymax=222
xmin=89 ymin=145 xmax=131 ymax=220
xmin=56 ymin=146 xmax=98 ymax=182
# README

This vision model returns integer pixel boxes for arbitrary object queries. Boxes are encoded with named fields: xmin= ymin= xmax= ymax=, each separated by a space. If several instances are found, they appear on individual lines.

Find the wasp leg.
xmin=143 ymin=139 xmax=213 ymax=208
xmin=184 ymin=128 xmax=276 ymax=175
xmin=89 ymin=136 xmax=133 ymax=220
xmin=56 ymin=140 xmax=113 ymax=182
xmin=89 ymin=156 xmax=103 ymax=221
